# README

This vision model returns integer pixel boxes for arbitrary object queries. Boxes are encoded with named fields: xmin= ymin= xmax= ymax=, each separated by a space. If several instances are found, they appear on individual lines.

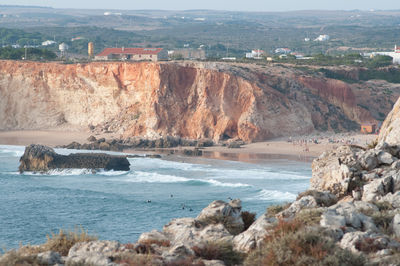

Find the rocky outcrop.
xmin=1 ymin=61 xmax=398 ymax=141
xmin=378 ymin=96 xmax=400 ymax=146
xmin=19 ymin=144 xmax=130 ymax=172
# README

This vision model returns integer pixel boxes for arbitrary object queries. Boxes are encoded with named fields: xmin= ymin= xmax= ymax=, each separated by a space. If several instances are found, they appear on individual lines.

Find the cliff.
xmin=0 ymin=60 xmax=397 ymax=141
xmin=378 ymin=96 xmax=400 ymax=146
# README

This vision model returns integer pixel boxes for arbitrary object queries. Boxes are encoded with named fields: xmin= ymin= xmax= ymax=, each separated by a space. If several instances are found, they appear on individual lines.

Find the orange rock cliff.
xmin=0 ymin=60 xmax=396 ymax=141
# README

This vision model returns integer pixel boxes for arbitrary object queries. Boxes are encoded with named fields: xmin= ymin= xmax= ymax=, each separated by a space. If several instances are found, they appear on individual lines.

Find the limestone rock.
xmin=19 ymin=144 xmax=130 ymax=172
xmin=362 ymin=176 xmax=393 ymax=202
xmin=36 ymin=251 xmax=62 ymax=265
xmin=320 ymin=202 xmax=377 ymax=231
xmin=340 ymin=232 xmax=389 ymax=253
xmin=278 ymin=195 xmax=317 ymax=218
xmin=378 ymin=96 xmax=400 ymax=146
xmin=202 ymin=260 xmax=226 ymax=266
xmin=311 ymin=145 xmax=362 ymax=196
xmin=196 ymin=200 xmax=244 ymax=235
xmin=162 ymin=218 xmax=232 ymax=248
xmin=359 ymin=150 xmax=378 ymax=171
xmin=377 ymin=151 xmax=395 ymax=165
xmin=232 ymin=213 xmax=276 ymax=252
xmin=161 ymin=244 xmax=195 ymax=264
xmin=138 ymin=230 xmax=169 ymax=244
xmin=297 ymin=190 xmax=338 ymax=207
xmin=379 ymin=192 xmax=400 ymax=208
xmin=393 ymin=214 xmax=400 ymax=238
xmin=66 ymin=240 xmax=125 ymax=266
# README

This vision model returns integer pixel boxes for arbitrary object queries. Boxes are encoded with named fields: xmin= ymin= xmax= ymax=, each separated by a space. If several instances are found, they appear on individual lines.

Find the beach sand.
xmin=0 ymin=129 xmax=117 ymax=147
xmin=0 ymin=129 xmax=378 ymax=162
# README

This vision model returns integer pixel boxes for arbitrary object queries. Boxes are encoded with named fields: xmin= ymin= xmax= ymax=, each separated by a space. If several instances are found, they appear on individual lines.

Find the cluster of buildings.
xmin=364 ymin=45 xmax=400 ymax=64
xmin=93 ymin=47 xmax=207 ymax=62
xmin=94 ymin=47 xmax=167 ymax=62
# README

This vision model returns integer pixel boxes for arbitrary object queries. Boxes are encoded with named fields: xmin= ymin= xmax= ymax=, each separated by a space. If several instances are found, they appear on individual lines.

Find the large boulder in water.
xmin=19 ymin=144 xmax=130 ymax=172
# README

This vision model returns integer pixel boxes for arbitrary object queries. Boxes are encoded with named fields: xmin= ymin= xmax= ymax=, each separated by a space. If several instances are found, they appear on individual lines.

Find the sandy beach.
xmin=0 ymin=129 xmax=378 ymax=162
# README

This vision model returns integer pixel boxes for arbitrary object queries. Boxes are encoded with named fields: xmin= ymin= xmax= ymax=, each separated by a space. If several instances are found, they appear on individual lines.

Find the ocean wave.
xmin=128 ymin=157 xmax=207 ymax=172
xmin=204 ymin=168 xmax=310 ymax=180
xmin=97 ymin=170 xmax=130 ymax=176
xmin=111 ymin=171 xmax=189 ymax=183
xmin=109 ymin=171 xmax=251 ymax=188
xmin=23 ymin=168 xmax=96 ymax=176
xmin=246 ymin=189 xmax=296 ymax=201
xmin=203 ymin=179 xmax=251 ymax=188
xmin=0 ymin=145 xmax=25 ymax=157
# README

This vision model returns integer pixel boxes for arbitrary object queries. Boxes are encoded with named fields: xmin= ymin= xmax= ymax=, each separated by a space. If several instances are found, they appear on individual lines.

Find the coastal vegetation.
xmin=244 ymin=219 xmax=365 ymax=266
xmin=0 ymin=46 xmax=56 ymax=60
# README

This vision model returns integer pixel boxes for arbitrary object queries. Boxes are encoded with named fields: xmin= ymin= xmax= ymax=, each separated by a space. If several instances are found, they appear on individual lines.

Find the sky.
xmin=1 ymin=0 xmax=400 ymax=12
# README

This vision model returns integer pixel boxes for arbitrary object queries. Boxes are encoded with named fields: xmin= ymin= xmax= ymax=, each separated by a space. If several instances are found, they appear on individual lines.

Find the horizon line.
xmin=0 ymin=4 xmax=399 ymax=13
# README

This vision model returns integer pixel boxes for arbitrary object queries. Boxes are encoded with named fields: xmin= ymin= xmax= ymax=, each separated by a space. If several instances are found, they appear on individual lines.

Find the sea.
xmin=0 ymin=145 xmax=311 ymax=249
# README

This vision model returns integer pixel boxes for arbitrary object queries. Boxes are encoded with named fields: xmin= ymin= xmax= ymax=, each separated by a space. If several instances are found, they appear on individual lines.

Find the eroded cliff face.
xmin=378 ymin=96 xmax=400 ymax=146
xmin=0 ymin=60 xmax=396 ymax=141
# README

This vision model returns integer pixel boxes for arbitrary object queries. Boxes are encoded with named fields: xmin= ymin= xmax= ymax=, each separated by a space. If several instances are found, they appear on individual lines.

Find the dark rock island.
xmin=19 ymin=144 xmax=130 ymax=172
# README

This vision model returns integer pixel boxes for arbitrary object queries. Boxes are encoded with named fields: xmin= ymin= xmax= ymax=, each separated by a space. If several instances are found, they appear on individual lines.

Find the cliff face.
xmin=378 ymin=96 xmax=400 ymax=145
xmin=0 ymin=61 xmax=396 ymax=141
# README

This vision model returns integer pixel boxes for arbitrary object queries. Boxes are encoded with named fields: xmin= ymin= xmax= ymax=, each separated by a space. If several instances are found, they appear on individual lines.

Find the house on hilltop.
xmin=246 ymin=49 xmax=265 ymax=59
xmin=95 ymin=47 xmax=167 ymax=62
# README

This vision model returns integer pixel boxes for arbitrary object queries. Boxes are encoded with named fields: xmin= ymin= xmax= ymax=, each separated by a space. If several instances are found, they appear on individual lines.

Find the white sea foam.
xmin=112 ymin=171 xmax=189 ymax=183
xmin=109 ymin=171 xmax=251 ymax=188
xmin=128 ymin=157 xmax=207 ymax=172
xmin=246 ymin=189 xmax=296 ymax=201
xmin=204 ymin=179 xmax=251 ymax=188
xmin=23 ymin=168 xmax=95 ymax=176
xmin=97 ymin=170 xmax=129 ymax=176
xmin=0 ymin=145 xmax=25 ymax=157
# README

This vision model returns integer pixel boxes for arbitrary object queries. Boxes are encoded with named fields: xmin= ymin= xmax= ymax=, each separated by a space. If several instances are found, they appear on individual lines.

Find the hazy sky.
xmin=1 ymin=0 xmax=400 ymax=11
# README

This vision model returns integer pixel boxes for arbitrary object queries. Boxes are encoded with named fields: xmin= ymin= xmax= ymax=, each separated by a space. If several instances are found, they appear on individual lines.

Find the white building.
xmin=274 ymin=48 xmax=291 ymax=54
xmin=42 ymin=40 xmax=56 ymax=46
xmin=314 ymin=35 xmax=330 ymax=42
xmin=370 ymin=45 xmax=400 ymax=64
xmin=246 ymin=49 xmax=265 ymax=59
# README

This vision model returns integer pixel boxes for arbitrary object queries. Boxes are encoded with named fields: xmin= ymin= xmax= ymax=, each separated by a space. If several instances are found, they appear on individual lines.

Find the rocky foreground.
xmin=3 ymin=98 xmax=400 ymax=265
xmin=19 ymin=144 xmax=130 ymax=172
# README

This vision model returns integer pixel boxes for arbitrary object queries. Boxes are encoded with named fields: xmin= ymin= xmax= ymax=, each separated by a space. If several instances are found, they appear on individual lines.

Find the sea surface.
xmin=0 ymin=145 xmax=311 ymax=249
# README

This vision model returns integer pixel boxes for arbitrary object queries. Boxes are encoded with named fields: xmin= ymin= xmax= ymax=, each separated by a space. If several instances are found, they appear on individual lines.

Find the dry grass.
xmin=112 ymin=253 xmax=159 ymax=266
xmin=367 ymin=139 xmax=378 ymax=149
xmin=266 ymin=203 xmax=291 ymax=217
xmin=295 ymin=209 xmax=323 ymax=226
xmin=192 ymin=241 xmax=244 ymax=266
xmin=15 ymin=227 xmax=97 ymax=257
xmin=245 ymin=219 xmax=365 ymax=266
xmin=42 ymin=228 xmax=97 ymax=256
xmin=355 ymin=237 xmax=383 ymax=253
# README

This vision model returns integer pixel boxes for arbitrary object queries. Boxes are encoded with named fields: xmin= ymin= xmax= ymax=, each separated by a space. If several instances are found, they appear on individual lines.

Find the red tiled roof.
xmin=96 ymin=47 xmax=163 ymax=57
